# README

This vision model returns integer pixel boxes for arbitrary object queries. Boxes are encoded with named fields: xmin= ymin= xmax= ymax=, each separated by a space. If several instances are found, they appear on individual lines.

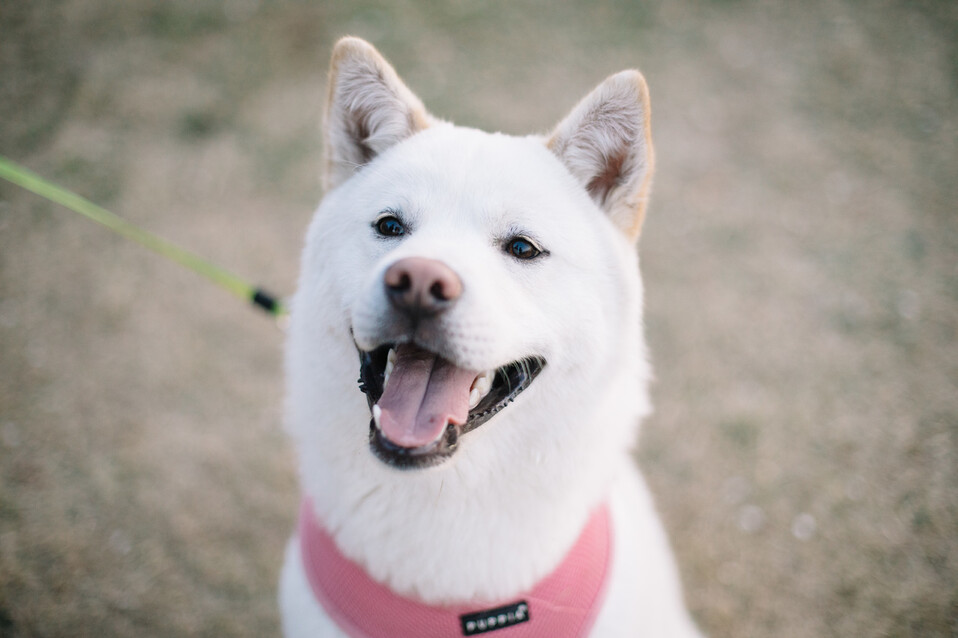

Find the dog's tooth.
xmin=384 ymin=349 xmax=395 ymax=385
xmin=474 ymin=371 xmax=493 ymax=397
xmin=467 ymin=370 xmax=494 ymax=410
xmin=372 ymin=404 xmax=382 ymax=430
xmin=470 ymin=371 xmax=486 ymax=391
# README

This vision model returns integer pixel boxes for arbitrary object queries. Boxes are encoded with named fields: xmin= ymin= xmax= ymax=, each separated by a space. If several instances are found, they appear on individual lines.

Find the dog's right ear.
xmin=323 ymin=37 xmax=433 ymax=190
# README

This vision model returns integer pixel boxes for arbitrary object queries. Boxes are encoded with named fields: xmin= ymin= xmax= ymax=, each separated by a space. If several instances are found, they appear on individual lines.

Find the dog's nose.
xmin=384 ymin=257 xmax=462 ymax=317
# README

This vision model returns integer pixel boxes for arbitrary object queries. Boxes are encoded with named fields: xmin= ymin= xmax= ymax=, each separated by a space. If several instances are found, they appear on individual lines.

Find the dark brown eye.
xmin=506 ymin=237 xmax=542 ymax=260
xmin=375 ymin=215 xmax=405 ymax=237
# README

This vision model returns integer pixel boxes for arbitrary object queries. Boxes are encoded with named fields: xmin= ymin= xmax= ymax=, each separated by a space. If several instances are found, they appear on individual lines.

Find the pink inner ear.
xmin=586 ymin=149 xmax=627 ymax=207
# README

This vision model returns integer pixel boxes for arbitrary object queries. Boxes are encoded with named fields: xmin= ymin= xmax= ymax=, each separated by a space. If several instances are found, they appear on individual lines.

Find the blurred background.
xmin=1 ymin=1 xmax=956 ymax=636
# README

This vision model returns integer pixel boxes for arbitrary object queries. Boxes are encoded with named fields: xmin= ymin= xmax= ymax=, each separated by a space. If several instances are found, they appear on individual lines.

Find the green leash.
xmin=0 ymin=155 xmax=286 ymax=318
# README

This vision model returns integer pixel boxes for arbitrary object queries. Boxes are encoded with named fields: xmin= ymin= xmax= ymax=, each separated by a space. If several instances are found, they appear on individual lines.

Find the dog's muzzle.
xmin=356 ymin=257 xmax=545 ymax=469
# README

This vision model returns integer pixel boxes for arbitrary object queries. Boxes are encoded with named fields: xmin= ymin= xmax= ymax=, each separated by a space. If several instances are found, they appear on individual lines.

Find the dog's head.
xmin=287 ymin=37 xmax=654 ymax=477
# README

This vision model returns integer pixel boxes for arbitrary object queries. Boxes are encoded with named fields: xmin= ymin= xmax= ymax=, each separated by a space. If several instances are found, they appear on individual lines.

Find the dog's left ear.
xmin=323 ymin=37 xmax=434 ymax=190
xmin=548 ymin=71 xmax=655 ymax=241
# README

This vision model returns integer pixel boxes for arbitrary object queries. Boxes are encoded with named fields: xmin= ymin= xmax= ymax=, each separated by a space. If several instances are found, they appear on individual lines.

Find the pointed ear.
xmin=547 ymin=71 xmax=655 ymax=241
xmin=323 ymin=37 xmax=433 ymax=190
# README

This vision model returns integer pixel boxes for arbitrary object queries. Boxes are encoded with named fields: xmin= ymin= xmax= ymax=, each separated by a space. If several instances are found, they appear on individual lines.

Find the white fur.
xmin=281 ymin=37 xmax=702 ymax=637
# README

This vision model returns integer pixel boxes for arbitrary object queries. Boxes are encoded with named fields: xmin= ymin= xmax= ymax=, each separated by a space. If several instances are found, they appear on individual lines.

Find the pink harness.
xmin=298 ymin=500 xmax=613 ymax=637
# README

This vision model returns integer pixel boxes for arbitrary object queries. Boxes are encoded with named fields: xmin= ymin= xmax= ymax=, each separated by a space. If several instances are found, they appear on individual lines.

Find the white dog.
xmin=280 ymin=37 xmax=702 ymax=638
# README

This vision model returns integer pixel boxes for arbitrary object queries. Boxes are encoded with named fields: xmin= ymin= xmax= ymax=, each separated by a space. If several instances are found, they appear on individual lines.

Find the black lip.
xmin=358 ymin=344 xmax=546 ymax=470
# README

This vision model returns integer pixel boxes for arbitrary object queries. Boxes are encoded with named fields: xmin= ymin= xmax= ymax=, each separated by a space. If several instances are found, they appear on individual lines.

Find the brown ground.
xmin=1 ymin=1 xmax=956 ymax=636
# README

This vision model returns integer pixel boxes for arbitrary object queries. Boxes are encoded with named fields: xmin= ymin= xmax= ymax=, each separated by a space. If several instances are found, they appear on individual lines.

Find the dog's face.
xmin=287 ymin=38 xmax=654 ymax=476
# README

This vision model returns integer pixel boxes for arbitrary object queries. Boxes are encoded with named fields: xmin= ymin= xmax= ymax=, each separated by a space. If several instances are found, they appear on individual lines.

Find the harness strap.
xmin=298 ymin=499 xmax=612 ymax=638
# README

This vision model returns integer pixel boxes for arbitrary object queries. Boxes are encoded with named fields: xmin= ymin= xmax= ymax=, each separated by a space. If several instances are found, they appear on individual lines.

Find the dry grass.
xmin=1 ymin=1 xmax=956 ymax=636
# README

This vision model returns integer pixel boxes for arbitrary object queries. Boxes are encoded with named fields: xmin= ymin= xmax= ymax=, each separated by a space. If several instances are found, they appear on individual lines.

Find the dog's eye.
xmin=375 ymin=215 xmax=406 ymax=237
xmin=506 ymin=237 xmax=542 ymax=260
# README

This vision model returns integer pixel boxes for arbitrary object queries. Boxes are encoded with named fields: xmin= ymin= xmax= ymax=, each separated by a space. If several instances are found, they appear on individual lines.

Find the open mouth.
xmin=358 ymin=343 xmax=546 ymax=469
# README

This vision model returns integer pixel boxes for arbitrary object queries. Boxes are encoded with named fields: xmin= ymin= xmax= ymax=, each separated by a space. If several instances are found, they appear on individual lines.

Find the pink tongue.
xmin=377 ymin=344 xmax=478 ymax=449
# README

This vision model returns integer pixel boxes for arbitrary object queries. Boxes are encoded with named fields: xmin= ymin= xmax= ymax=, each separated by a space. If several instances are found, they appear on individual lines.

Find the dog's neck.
xmin=296 ymin=369 xmax=642 ymax=604
xmin=287 ymin=309 xmax=648 ymax=603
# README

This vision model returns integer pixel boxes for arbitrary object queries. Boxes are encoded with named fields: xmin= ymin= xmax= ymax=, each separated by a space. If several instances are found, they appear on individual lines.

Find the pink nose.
xmin=384 ymin=257 xmax=462 ymax=316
